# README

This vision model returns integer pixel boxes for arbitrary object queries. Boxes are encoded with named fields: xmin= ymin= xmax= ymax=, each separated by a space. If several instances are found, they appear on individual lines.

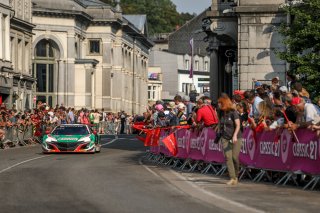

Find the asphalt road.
xmin=0 ymin=135 xmax=223 ymax=213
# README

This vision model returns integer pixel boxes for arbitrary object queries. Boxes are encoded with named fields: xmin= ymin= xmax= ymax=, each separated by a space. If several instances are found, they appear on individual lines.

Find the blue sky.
xmin=171 ymin=0 xmax=211 ymax=15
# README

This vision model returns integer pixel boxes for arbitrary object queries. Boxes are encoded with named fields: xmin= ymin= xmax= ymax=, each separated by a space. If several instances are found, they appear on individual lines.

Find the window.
xmin=182 ymin=83 xmax=193 ymax=95
xmin=204 ymin=61 xmax=208 ymax=71
xmin=34 ymin=39 xmax=59 ymax=106
xmin=148 ymin=85 xmax=158 ymax=100
xmin=25 ymin=42 xmax=30 ymax=74
xmin=185 ymin=60 xmax=189 ymax=70
xmin=2 ymin=15 xmax=6 ymax=59
xmin=195 ymin=60 xmax=199 ymax=71
xmin=18 ymin=39 xmax=23 ymax=71
xmin=11 ymin=37 xmax=15 ymax=69
xmin=89 ymin=40 xmax=101 ymax=54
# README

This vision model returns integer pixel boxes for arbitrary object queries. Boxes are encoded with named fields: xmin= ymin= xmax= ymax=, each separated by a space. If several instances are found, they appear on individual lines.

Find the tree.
xmin=100 ymin=0 xmax=195 ymax=35
xmin=278 ymin=0 xmax=320 ymax=99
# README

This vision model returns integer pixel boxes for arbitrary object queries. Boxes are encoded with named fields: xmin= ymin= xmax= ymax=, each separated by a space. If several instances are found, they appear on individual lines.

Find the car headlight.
xmin=45 ymin=136 xmax=57 ymax=143
xmin=78 ymin=136 xmax=91 ymax=143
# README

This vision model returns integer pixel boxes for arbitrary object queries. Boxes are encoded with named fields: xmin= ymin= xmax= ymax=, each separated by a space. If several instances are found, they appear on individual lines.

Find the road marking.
xmin=0 ymin=155 xmax=51 ymax=174
xmin=101 ymin=138 xmax=118 ymax=146
xmin=168 ymin=169 xmax=265 ymax=213
xmin=140 ymin=158 xmax=264 ymax=213
xmin=139 ymin=158 xmax=161 ymax=178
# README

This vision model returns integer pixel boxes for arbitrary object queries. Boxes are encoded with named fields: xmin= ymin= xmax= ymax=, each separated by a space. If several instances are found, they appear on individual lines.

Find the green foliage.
xmin=100 ymin=0 xmax=195 ymax=35
xmin=278 ymin=0 xmax=320 ymax=99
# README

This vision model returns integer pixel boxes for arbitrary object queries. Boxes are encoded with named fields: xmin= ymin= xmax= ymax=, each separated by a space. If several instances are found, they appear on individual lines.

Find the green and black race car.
xmin=42 ymin=124 xmax=101 ymax=153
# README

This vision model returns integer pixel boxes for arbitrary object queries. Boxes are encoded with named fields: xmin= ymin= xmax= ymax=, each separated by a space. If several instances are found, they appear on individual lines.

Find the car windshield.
xmin=52 ymin=126 xmax=89 ymax=135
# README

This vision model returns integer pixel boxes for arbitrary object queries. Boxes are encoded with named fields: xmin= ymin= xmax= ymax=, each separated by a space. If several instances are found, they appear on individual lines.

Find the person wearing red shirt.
xmin=196 ymin=99 xmax=219 ymax=127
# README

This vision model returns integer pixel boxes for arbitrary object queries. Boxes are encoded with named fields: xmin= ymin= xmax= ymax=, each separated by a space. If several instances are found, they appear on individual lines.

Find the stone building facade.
xmin=0 ymin=0 xmax=35 ymax=110
xmin=149 ymin=9 xmax=210 ymax=99
xmin=32 ymin=0 xmax=153 ymax=114
xmin=205 ymin=0 xmax=287 ymax=99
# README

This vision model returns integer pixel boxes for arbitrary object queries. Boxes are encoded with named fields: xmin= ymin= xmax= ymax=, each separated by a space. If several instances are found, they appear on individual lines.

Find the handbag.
xmin=214 ymin=131 xmax=222 ymax=144
xmin=214 ymin=114 xmax=222 ymax=144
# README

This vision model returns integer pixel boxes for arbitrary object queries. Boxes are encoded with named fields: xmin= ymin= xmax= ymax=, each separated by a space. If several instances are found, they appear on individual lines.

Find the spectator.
xmin=196 ymin=98 xmax=219 ymax=127
xmin=183 ymin=96 xmax=195 ymax=117
xmin=254 ymin=81 xmax=262 ymax=89
xmin=217 ymin=95 xmax=242 ymax=186
xmin=291 ymin=98 xmax=320 ymax=130
xmin=120 ymin=111 xmax=126 ymax=134
xmin=177 ymin=103 xmax=187 ymax=125
xmin=165 ymin=102 xmax=178 ymax=126
xmin=236 ymin=101 xmax=248 ymax=130
xmin=293 ymin=82 xmax=310 ymax=100
xmin=245 ymin=90 xmax=263 ymax=121
xmin=286 ymin=73 xmax=297 ymax=91
xmin=283 ymin=94 xmax=298 ymax=123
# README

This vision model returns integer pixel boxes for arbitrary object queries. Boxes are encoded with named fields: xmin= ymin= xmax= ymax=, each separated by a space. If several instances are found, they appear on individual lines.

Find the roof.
xmin=123 ymin=15 xmax=147 ymax=34
xmin=32 ymin=0 xmax=109 ymax=11
xmin=75 ymin=0 xmax=108 ymax=7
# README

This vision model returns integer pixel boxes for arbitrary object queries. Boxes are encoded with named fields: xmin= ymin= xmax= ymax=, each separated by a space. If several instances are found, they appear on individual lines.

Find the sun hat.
xmin=177 ymin=103 xmax=186 ymax=109
xmin=279 ymin=86 xmax=288 ymax=93
xmin=167 ymin=102 xmax=175 ymax=109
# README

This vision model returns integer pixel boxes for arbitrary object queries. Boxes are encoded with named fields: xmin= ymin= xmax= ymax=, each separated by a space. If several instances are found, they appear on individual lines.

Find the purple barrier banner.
xmin=240 ymin=128 xmax=320 ymax=174
xmin=175 ymin=129 xmax=189 ymax=159
xmin=150 ymin=141 xmax=160 ymax=155
xmin=155 ymin=127 xmax=320 ymax=175
xmin=204 ymin=128 xmax=225 ymax=163
xmin=188 ymin=129 xmax=206 ymax=160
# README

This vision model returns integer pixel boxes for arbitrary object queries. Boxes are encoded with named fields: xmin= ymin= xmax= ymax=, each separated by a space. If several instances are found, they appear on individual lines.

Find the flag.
xmin=136 ymin=135 xmax=146 ymax=143
xmin=162 ymin=132 xmax=178 ymax=156
xmin=144 ymin=128 xmax=161 ymax=147
xmin=189 ymin=38 xmax=194 ymax=79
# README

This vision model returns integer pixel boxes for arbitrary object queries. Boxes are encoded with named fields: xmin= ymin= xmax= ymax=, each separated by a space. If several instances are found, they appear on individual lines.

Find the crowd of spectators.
xmin=0 ymin=102 xmax=135 ymax=149
xmin=141 ymin=75 xmax=320 ymax=137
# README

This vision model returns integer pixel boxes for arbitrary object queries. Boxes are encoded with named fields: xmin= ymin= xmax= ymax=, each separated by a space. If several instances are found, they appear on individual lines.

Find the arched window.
xmin=33 ymin=39 xmax=60 ymax=107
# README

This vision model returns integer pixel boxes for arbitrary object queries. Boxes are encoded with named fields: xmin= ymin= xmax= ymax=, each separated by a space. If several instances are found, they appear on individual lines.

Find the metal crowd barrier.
xmin=0 ymin=124 xmax=43 ymax=149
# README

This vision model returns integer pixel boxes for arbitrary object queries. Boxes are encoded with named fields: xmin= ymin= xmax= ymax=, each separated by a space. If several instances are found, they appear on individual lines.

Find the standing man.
xmin=120 ymin=111 xmax=126 ymax=134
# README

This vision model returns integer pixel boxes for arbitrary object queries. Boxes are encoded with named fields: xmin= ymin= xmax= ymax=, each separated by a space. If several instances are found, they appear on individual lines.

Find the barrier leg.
xmin=147 ymin=152 xmax=156 ymax=160
xmin=216 ymin=165 xmax=227 ymax=176
xmin=144 ymin=151 xmax=152 ymax=159
xmin=303 ymin=176 xmax=320 ymax=190
xmin=171 ymin=158 xmax=182 ymax=168
xmin=165 ymin=157 xmax=173 ymax=166
xmin=180 ymin=159 xmax=194 ymax=171
xmin=188 ymin=160 xmax=200 ymax=172
xmin=239 ymin=167 xmax=253 ymax=181
xmin=158 ymin=156 xmax=166 ymax=165
xmin=253 ymin=170 xmax=272 ymax=182
xmin=201 ymin=163 xmax=218 ymax=175
xmin=275 ymin=172 xmax=299 ymax=186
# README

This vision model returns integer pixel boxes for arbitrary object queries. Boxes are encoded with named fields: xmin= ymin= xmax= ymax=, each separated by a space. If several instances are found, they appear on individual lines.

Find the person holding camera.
xmin=217 ymin=95 xmax=242 ymax=186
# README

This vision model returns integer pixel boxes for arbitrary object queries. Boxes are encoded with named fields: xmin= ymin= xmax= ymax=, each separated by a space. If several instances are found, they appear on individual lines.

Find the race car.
xmin=42 ymin=124 xmax=101 ymax=153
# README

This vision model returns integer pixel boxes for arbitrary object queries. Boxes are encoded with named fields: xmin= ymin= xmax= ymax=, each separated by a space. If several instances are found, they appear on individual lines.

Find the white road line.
xmin=169 ymin=170 xmax=265 ymax=213
xmin=0 ymin=155 xmax=51 ymax=174
xmin=139 ymin=157 xmax=264 ymax=213
xmin=139 ymin=158 xmax=161 ymax=178
xmin=101 ymin=138 xmax=118 ymax=146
